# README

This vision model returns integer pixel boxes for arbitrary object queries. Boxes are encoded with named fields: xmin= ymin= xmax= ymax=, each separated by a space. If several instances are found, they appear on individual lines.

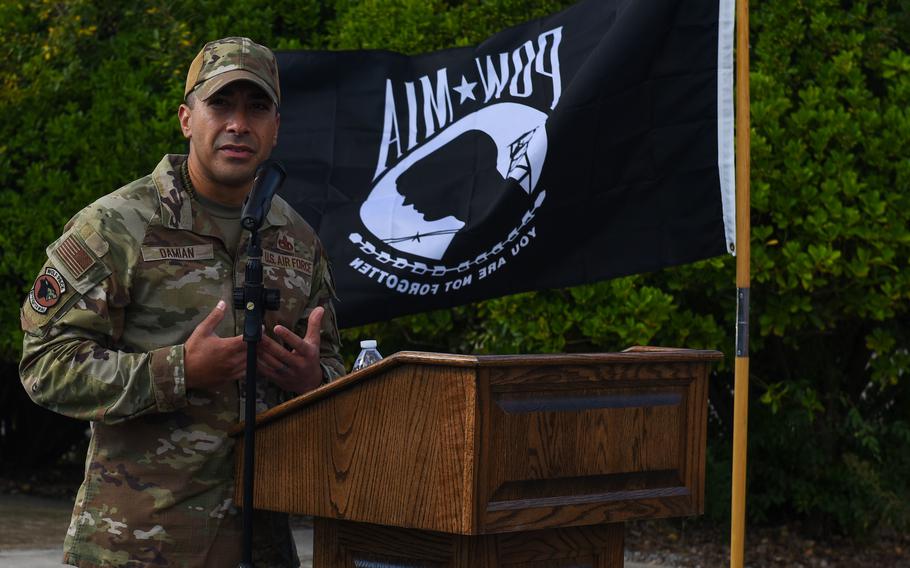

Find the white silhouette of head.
xmin=360 ymin=102 xmax=548 ymax=260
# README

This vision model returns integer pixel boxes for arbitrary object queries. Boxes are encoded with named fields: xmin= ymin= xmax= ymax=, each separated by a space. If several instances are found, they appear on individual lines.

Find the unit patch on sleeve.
xmin=29 ymin=268 xmax=67 ymax=314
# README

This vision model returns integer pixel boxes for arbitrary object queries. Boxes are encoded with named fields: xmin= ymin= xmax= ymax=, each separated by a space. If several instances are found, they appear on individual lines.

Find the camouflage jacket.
xmin=19 ymin=154 xmax=345 ymax=567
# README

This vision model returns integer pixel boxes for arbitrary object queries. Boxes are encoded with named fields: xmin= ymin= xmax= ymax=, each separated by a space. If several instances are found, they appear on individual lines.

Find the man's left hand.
xmin=258 ymin=307 xmax=325 ymax=394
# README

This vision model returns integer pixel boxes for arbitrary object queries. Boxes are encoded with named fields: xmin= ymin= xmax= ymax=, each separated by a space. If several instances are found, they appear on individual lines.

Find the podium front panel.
xmin=475 ymin=359 xmax=709 ymax=533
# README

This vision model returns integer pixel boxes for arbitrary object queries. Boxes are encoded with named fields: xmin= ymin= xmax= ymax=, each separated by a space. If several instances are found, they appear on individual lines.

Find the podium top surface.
xmin=231 ymin=347 xmax=721 ymax=434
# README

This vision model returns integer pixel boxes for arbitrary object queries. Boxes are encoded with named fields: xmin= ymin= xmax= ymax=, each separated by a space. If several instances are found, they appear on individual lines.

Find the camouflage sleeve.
xmin=302 ymin=240 xmax=345 ymax=382
xmin=19 ymin=219 xmax=186 ymax=424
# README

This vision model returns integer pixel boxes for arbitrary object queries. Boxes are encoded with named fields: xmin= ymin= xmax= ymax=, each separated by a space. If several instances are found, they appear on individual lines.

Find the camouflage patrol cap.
xmin=184 ymin=37 xmax=280 ymax=107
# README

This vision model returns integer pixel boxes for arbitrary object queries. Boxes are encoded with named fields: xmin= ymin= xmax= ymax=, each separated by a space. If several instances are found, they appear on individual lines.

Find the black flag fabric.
xmin=273 ymin=0 xmax=736 ymax=327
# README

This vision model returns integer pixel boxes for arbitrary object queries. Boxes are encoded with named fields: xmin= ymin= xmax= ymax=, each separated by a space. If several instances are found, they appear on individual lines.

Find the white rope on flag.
xmin=718 ymin=0 xmax=737 ymax=254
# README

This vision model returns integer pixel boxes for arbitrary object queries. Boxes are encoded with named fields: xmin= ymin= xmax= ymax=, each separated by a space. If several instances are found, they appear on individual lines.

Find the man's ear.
xmin=178 ymin=104 xmax=192 ymax=139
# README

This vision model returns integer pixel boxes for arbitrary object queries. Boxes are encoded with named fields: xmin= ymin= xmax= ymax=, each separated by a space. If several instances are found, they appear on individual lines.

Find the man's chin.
xmin=213 ymin=165 xmax=260 ymax=189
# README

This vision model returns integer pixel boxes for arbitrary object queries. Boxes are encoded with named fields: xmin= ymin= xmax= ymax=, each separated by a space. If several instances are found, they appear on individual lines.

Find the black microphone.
xmin=241 ymin=160 xmax=287 ymax=231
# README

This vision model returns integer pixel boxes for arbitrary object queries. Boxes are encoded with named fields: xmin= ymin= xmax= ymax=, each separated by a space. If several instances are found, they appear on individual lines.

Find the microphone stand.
xmin=235 ymin=211 xmax=280 ymax=568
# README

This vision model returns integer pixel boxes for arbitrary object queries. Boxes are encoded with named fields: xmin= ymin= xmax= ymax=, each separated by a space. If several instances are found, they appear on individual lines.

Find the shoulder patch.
xmin=46 ymin=227 xmax=112 ymax=295
xmin=28 ymin=268 xmax=67 ymax=314
xmin=56 ymin=234 xmax=96 ymax=279
xmin=21 ymin=264 xmax=79 ymax=336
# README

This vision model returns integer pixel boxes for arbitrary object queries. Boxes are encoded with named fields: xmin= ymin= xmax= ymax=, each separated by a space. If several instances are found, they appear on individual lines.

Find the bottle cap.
xmin=360 ymin=339 xmax=377 ymax=349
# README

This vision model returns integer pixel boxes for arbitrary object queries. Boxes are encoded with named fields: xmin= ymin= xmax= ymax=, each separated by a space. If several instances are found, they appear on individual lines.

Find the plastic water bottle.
xmin=352 ymin=340 xmax=382 ymax=371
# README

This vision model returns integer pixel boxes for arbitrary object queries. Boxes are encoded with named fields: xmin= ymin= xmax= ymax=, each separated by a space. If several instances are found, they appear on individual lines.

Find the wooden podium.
xmin=233 ymin=347 xmax=721 ymax=567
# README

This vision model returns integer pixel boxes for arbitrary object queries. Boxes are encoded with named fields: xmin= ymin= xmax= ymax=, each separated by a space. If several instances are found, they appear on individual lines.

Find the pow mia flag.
xmin=274 ymin=0 xmax=736 ymax=327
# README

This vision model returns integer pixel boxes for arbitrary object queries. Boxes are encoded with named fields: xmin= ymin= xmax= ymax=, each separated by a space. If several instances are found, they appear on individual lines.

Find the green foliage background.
xmin=1 ymin=0 xmax=907 ymax=537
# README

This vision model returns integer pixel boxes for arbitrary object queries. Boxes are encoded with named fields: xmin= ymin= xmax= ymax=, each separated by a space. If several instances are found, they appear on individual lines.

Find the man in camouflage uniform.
xmin=19 ymin=37 xmax=345 ymax=567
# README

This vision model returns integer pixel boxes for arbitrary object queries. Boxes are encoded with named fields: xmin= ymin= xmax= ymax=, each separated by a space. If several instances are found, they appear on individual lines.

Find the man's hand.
xmin=184 ymin=300 xmax=246 ymax=389
xmin=257 ymin=307 xmax=325 ymax=394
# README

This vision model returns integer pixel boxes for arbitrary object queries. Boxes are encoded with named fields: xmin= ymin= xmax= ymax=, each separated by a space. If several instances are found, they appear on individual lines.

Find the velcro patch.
xmin=56 ymin=235 xmax=95 ymax=279
xmin=80 ymin=225 xmax=110 ymax=258
xmin=141 ymin=244 xmax=214 ymax=261
xmin=264 ymin=249 xmax=312 ymax=275
xmin=28 ymin=268 xmax=67 ymax=314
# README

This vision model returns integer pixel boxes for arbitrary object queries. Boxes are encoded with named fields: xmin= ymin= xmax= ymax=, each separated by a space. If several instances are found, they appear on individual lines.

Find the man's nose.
xmin=226 ymin=107 xmax=251 ymax=135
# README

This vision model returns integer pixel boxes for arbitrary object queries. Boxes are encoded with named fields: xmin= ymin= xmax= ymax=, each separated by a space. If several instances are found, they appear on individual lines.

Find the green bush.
xmin=740 ymin=0 xmax=910 ymax=535
xmin=0 ymin=0 xmax=907 ymax=537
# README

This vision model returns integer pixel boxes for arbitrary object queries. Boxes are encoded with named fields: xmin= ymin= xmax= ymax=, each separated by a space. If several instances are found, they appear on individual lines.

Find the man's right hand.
xmin=184 ymin=300 xmax=246 ymax=389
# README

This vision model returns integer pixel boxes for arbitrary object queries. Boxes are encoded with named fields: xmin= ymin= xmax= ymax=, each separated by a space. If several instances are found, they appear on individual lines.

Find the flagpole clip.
xmin=735 ymin=287 xmax=750 ymax=357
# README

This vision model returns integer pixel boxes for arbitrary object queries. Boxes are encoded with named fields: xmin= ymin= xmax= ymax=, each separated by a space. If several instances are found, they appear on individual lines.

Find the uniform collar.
xmin=151 ymin=154 xmax=288 ymax=232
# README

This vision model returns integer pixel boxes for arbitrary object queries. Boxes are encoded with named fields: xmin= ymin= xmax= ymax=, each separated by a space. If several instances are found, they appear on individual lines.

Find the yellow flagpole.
xmin=731 ymin=0 xmax=751 ymax=565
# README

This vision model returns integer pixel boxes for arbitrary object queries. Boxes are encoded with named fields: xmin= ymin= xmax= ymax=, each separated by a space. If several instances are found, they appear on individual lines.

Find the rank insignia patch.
xmin=277 ymin=230 xmax=295 ymax=253
xmin=29 ymin=268 xmax=67 ymax=314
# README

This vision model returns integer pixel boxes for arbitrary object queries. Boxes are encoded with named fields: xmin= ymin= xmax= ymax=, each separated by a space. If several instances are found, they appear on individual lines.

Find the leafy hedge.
xmin=1 ymin=0 xmax=907 ymax=536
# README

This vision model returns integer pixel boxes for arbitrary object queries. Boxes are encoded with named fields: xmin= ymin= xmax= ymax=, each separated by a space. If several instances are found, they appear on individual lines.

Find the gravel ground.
xmin=2 ymin=472 xmax=907 ymax=567
xmin=623 ymin=518 xmax=909 ymax=567
xmin=0 ymin=493 xmax=71 ymax=550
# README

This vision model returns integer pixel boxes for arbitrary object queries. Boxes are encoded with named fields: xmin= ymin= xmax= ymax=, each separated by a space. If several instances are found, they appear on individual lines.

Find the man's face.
xmin=178 ymin=81 xmax=279 ymax=191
